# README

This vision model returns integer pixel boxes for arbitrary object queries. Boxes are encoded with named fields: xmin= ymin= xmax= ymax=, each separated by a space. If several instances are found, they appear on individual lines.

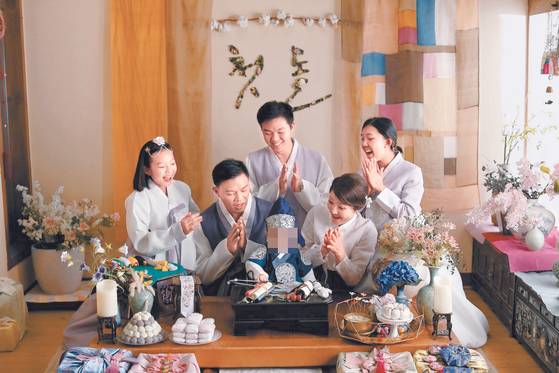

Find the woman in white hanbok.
xmin=360 ymin=117 xmax=489 ymax=348
xmin=301 ymin=173 xmax=377 ymax=293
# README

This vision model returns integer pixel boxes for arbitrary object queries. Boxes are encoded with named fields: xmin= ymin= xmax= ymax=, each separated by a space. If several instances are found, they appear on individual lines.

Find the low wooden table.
xmin=91 ymin=297 xmax=450 ymax=369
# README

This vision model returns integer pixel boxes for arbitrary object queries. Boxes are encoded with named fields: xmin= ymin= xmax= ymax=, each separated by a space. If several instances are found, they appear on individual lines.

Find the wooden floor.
xmin=0 ymin=289 xmax=544 ymax=372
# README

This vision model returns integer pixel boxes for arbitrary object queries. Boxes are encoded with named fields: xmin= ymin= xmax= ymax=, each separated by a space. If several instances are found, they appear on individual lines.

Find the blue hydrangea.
xmin=376 ymin=260 xmax=420 ymax=295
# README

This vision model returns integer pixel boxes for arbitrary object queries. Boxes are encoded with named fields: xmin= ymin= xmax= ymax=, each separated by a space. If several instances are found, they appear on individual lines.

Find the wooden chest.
xmin=230 ymin=285 xmax=330 ymax=336
xmin=514 ymin=275 xmax=559 ymax=373
xmin=471 ymin=238 xmax=516 ymax=331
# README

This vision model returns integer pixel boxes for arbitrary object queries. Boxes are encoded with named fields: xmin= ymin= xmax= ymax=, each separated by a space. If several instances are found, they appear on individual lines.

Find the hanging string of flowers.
xmin=211 ymin=10 xmax=340 ymax=32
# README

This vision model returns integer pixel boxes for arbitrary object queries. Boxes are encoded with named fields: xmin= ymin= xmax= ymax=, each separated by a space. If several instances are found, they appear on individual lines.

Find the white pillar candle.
xmin=96 ymin=279 xmax=118 ymax=317
xmin=433 ymin=273 xmax=452 ymax=314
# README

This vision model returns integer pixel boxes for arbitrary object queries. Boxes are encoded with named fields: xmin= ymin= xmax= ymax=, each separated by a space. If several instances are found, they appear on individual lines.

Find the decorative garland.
xmin=212 ymin=10 xmax=340 ymax=32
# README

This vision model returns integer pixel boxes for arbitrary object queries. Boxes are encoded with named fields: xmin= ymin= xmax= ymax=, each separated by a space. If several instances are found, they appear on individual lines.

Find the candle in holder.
xmin=433 ymin=273 xmax=452 ymax=314
xmin=96 ymin=279 xmax=118 ymax=317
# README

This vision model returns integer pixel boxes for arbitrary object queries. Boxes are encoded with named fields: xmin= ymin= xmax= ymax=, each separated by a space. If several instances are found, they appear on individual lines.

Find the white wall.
xmin=0 ymin=0 xmax=108 ymax=286
xmin=211 ymin=0 xmax=336 ymax=168
xmin=479 ymin=0 xmax=528 ymax=195
xmin=23 ymin=0 xmax=109 ymax=203
xmin=527 ymin=11 xmax=559 ymax=220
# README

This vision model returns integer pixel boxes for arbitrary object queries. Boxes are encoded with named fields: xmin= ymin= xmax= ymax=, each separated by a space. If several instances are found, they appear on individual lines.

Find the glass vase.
xmin=416 ymin=266 xmax=440 ymax=325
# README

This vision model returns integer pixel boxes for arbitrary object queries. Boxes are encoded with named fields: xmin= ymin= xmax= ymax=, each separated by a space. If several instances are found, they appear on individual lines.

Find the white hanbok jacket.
xmin=125 ymin=179 xmax=199 ymax=270
xmin=301 ymin=205 xmax=377 ymax=289
xmin=246 ymin=139 xmax=333 ymax=228
xmin=363 ymin=153 xmax=423 ymax=232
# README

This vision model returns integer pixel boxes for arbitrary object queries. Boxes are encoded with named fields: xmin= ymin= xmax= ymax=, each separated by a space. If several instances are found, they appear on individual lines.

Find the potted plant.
xmin=16 ymin=181 xmax=119 ymax=294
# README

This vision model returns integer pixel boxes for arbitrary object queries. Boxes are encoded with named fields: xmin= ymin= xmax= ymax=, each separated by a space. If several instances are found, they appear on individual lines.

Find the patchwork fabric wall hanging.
xmin=340 ymin=0 xmax=480 ymax=212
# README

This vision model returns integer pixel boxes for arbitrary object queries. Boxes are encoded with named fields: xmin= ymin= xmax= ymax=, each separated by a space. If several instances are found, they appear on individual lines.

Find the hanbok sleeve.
xmin=300 ymin=208 xmax=325 ymax=267
xmin=246 ymin=156 xmax=279 ymax=202
xmin=335 ymin=225 xmax=377 ymax=287
xmin=245 ymin=246 xmax=269 ymax=281
xmin=126 ymin=193 xmax=188 ymax=257
xmin=293 ymin=156 xmax=333 ymax=211
xmin=375 ymin=166 xmax=423 ymax=219
xmin=187 ymin=191 xmax=200 ymax=214
xmin=296 ymin=252 xmax=316 ymax=281
xmin=192 ymin=228 xmax=235 ymax=285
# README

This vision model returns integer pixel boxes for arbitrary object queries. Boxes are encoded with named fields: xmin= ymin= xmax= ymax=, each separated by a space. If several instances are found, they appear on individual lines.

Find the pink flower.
xmin=78 ymin=222 xmax=90 ymax=232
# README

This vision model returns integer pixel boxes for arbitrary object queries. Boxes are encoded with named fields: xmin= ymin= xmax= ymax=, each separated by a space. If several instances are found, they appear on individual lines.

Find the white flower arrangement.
xmin=16 ymin=181 xmax=119 ymax=254
xmin=211 ymin=10 xmax=340 ymax=32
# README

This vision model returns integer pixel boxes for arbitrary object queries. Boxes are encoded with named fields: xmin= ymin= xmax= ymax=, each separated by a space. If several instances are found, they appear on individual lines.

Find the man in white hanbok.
xmin=246 ymin=101 xmax=333 ymax=229
xmin=360 ymin=117 xmax=489 ymax=348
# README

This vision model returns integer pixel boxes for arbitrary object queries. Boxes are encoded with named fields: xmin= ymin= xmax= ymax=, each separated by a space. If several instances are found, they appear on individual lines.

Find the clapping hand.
xmin=321 ymin=227 xmax=347 ymax=264
xmin=278 ymin=164 xmax=289 ymax=196
xmin=227 ymin=219 xmax=247 ymax=255
xmin=180 ymin=212 xmax=203 ymax=235
xmin=361 ymin=153 xmax=385 ymax=195
xmin=291 ymin=163 xmax=304 ymax=193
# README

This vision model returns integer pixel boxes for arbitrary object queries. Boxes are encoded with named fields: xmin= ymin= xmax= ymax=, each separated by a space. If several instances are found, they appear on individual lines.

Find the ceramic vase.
xmin=416 ymin=266 xmax=440 ymax=325
xmin=31 ymin=244 xmax=83 ymax=294
xmin=510 ymin=199 xmax=556 ymax=239
xmin=395 ymin=285 xmax=408 ymax=304
xmin=128 ymin=289 xmax=154 ymax=315
xmin=552 ymin=261 xmax=559 ymax=286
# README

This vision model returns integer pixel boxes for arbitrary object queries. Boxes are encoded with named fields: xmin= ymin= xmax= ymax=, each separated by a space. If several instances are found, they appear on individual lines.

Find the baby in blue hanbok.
xmin=246 ymin=197 xmax=315 ymax=286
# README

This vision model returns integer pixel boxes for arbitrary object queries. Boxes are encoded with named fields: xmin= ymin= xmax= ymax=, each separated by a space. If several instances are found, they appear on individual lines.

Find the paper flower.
xmin=258 ymin=14 xmax=271 ymax=26
xmin=318 ymin=17 xmax=327 ymax=28
xmin=210 ymin=19 xmax=220 ymax=31
xmin=284 ymin=15 xmax=295 ymax=28
xmin=118 ymin=243 xmax=128 ymax=256
xmin=303 ymin=18 xmax=314 ymax=26
xmin=276 ymin=9 xmax=287 ymax=20
xmin=271 ymin=18 xmax=281 ymax=26
xmin=237 ymin=16 xmax=248 ymax=28
xmin=152 ymin=136 xmax=166 ymax=146
xmin=328 ymin=13 xmax=339 ymax=25
xmin=93 ymin=265 xmax=106 ymax=282
xmin=80 ymin=262 xmax=90 ymax=272
xmin=222 ymin=22 xmax=231 ymax=32
xmin=92 ymin=238 xmax=105 ymax=254
xmin=60 ymin=251 xmax=72 ymax=263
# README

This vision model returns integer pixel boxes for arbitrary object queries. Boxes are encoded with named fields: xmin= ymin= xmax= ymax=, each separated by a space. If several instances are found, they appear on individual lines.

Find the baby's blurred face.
xmin=267 ymin=227 xmax=298 ymax=253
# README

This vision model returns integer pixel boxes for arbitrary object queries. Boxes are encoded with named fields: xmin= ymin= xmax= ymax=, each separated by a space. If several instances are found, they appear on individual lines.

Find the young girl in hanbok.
xmin=301 ymin=173 xmax=377 ymax=292
xmin=125 ymin=136 xmax=202 ymax=271
xmin=360 ymin=117 xmax=489 ymax=348
xmin=64 ymin=136 xmax=202 ymax=347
